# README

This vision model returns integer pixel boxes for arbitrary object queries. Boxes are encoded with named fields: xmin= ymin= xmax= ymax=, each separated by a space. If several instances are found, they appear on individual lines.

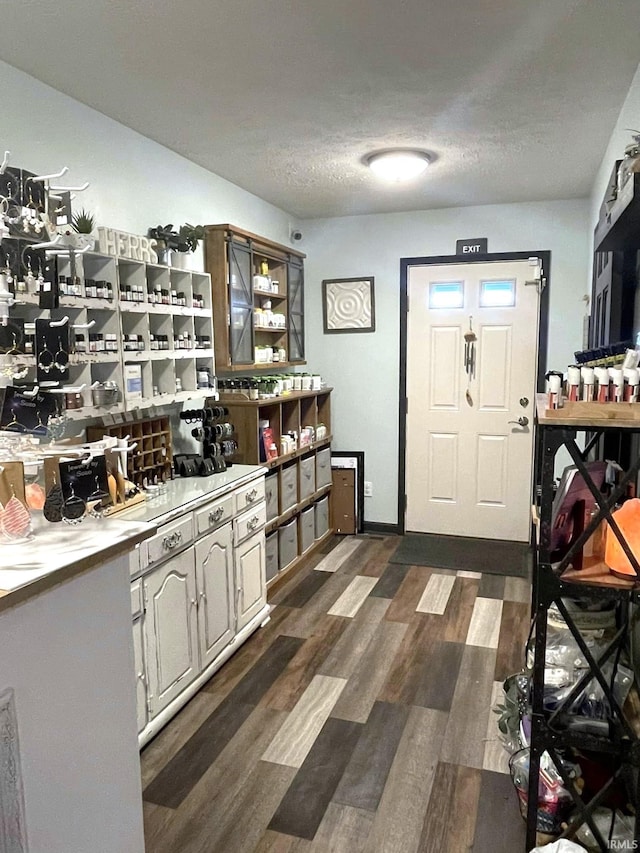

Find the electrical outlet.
xmin=364 ymin=481 xmax=373 ymax=497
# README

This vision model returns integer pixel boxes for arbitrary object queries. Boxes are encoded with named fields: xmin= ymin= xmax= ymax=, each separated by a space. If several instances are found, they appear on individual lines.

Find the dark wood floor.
xmin=141 ymin=534 xmax=532 ymax=852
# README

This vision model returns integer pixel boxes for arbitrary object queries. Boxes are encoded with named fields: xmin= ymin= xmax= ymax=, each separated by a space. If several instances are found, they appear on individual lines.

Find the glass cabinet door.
xmin=288 ymin=260 xmax=305 ymax=362
xmin=228 ymin=241 xmax=254 ymax=365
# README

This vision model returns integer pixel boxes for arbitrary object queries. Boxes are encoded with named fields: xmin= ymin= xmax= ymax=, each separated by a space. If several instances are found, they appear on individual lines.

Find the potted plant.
xmin=71 ymin=208 xmax=96 ymax=236
xmin=147 ymin=223 xmax=205 ymax=269
xmin=147 ymin=224 xmax=179 ymax=265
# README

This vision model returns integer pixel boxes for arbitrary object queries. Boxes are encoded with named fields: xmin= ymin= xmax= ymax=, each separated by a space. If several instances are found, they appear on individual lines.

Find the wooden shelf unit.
xmin=220 ymin=388 xmax=334 ymax=588
xmin=87 ymin=416 xmax=172 ymax=488
xmin=204 ymin=224 xmax=305 ymax=372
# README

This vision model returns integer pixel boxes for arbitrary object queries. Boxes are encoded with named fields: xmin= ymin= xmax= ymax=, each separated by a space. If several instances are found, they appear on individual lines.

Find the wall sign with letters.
xmin=98 ymin=227 xmax=158 ymax=263
xmin=456 ymin=238 xmax=488 ymax=256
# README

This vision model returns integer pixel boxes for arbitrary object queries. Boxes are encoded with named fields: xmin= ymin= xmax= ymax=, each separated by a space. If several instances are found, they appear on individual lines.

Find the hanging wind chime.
xmin=464 ymin=316 xmax=477 ymax=406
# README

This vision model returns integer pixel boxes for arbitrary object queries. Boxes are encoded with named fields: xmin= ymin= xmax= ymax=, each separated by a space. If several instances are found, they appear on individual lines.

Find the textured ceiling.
xmin=1 ymin=0 xmax=639 ymax=219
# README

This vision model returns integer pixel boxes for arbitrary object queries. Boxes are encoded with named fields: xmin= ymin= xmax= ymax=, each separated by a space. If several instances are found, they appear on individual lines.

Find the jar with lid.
xmin=618 ymin=132 xmax=640 ymax=195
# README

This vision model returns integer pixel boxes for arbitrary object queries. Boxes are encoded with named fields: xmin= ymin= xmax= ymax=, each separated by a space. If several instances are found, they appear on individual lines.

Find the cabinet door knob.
xmin=247 ymin=515 xmax=261 ymax=531
xmin=246 ymin=489 xmax=258 ymax=503
xmin=209 ymin=507 xmax=224 ymax=524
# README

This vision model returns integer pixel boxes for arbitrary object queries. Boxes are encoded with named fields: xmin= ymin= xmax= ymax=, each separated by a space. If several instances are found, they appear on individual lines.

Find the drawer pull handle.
xmin=162 ymin=530 xmax=183 ymax=551
xmin=209 ymin=507 xmax=225 ymax=524
xmin=245 ymin=488 xmax=258 ymax=503
xmin=247 ymin=515 xmax=261 ymax=531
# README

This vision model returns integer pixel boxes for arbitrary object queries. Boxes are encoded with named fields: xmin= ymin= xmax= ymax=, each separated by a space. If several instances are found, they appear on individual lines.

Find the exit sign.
xmin=456 ymin=238 xmax=488 ymax=255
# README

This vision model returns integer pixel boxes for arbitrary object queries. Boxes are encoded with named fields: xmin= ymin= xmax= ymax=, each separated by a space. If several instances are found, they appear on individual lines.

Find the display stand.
xmin=529 ymin=395 xmax=640 ymax=850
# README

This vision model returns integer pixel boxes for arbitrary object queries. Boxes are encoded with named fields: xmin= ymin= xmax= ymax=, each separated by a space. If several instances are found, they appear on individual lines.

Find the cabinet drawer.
xmin=280 ymin=463 xmax=298 ymax=513
xmin=194 ymin=493 xmax=234 ymax=537
xmin=130 ymin=577 xmax=143 ymax=619
xmin=235 ymin=501 xmax=267 ymax=545
xmin=145 ymin=515 xmax=194 ymax=568
xmin=235 ymin=478 xmax=266 ymax=514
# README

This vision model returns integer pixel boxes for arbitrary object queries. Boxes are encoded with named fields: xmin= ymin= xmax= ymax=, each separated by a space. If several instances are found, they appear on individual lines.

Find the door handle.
xmin=508 ymin=416 xmax=529 ymax=427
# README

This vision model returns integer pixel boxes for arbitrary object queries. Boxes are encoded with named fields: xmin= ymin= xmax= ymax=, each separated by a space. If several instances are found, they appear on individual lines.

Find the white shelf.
xmin=13 ymin=293 xmax=40 ymax=306
xmin=72 ymin=353 xmax=121 ymax=364
xmin=8 ymin=255 xmax=215 ymax=420
xmin=65 ymin=402 xmax=125 ymax=421
xmin=59 ymin=296 xmax=114 ymax=311
xmin=119 ymin=303 xmax=149 ymax=314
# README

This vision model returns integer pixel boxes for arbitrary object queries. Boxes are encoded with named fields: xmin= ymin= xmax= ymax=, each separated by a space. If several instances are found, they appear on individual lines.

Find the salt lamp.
xmin=605 ymin=498 xmax=640 ymax=578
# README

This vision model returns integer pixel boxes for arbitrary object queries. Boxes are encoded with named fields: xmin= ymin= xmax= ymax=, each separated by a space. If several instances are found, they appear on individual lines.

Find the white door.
xmin=144 ymin=546 xmax=199 ymax=716
xmin=234 ymin=531 xmax=266 ymax=633
xmin=406 ymin=260 xmax=540 ymax=542
xmin=195 ymin=522 xmax=235 ymax=669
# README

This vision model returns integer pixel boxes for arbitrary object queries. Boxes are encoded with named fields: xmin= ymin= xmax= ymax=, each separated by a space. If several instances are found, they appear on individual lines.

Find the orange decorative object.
xmin=605 ymin=498 xmax=640 ymax=578
xmin=25 ymin=483 xmax=46 ymax=510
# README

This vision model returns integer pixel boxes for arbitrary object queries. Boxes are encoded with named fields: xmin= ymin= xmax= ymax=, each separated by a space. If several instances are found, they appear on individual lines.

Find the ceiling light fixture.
xmin=366 ymin=150 xmax=431 ymax=183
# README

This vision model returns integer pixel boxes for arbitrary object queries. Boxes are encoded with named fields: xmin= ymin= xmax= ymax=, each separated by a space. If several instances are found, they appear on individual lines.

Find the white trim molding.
xmin=0 ymin=688 xmax=28 ymax=853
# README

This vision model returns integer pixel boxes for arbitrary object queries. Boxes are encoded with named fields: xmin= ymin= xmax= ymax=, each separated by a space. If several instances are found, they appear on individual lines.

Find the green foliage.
xmin=71 ymin=208 xmax=96 ymax=234
xmin=148 ymin=223 xmax=204 ymax=253
xmin=177 ymin=223 xmax=205 ymax=253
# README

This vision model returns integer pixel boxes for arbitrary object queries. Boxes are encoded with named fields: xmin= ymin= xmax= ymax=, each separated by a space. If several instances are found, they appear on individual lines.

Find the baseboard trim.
xmin=363 ymin=521 xmax=400 ymax=536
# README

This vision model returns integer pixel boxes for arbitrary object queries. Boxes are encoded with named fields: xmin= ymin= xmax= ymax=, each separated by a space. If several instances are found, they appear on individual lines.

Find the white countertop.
xmin=116 ymin=464 xmax=266 ymax=526
xmin=0 ymin=464 xmax=265 ymax=608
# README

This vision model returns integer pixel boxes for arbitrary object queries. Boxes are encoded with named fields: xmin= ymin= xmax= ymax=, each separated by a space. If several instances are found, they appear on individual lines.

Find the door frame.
xmin=398 ymin=250 xmax=551 ymax=535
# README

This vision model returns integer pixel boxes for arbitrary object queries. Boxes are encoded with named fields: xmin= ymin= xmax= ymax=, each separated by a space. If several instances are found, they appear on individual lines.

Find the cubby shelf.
xmin=5 ymin=250 xmax=215 ymax=418
xmin=219 ymin=387 xmax=333 ymax=591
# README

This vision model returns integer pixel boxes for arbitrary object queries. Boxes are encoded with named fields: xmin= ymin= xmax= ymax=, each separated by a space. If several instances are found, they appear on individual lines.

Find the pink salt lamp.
xmin=605 ymin=498 xmax=640 ymax=578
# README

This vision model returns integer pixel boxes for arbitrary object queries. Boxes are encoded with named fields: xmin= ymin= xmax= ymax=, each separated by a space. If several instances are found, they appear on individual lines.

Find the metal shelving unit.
xmin=529 ymin=396 xmax=640 ymax=850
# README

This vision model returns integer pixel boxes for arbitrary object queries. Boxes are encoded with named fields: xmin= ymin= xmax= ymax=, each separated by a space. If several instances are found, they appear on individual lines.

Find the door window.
xmin=479 ymin=279 xmax=516 ymax=307
xmin=429 ymin=281 xmax=464 ymax=309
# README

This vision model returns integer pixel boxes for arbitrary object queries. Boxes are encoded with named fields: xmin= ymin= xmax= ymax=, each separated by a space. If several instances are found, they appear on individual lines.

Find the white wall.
xmin=1 ymin=61 xmax=593 ymax=526
xmin=0 ymin=61 xmax=294 ymax=246
xmin=0 ymin=556 xmax=144 ymax=853
xmin=303 ymin=199 xmax=590 ymax=525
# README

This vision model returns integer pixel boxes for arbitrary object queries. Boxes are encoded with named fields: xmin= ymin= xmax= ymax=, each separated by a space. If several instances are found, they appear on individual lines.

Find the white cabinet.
xmin=132 ymin=615 xmax=148 ymax=733
xmin=235 ymin=529 xmax=266 ymax=633
xmin=133 ymin=473 xmax=268 ymax=745
xmin=143 ymin=546 xmax=199 ymax=717
xmin=195 ymin=522 xmax=235 ymax=669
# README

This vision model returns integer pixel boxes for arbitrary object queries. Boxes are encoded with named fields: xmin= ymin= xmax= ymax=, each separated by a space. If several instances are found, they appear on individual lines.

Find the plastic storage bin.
xmin=280 ymin=462 xmax=298 ymax=514
xmin=266 ymin=531 xmax=279 ymax=581
xmin=278 ymin=517 xmax=298 ymax=570
xmin=316 ymin=447 xmax=332 ymax=489
xmin=300 ymin=505 xmax=315 ymax=553
xmin=315 ymin=495 xmax=329 ymax=539
xmin=299 ymin=454 xmax=316 ymax=501
xmin=265 ymin=471 xmax=279 ymax=522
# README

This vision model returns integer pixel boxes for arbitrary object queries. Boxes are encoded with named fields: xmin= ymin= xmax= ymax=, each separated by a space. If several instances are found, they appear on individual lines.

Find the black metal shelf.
xmin=529 ymin=415 xmax=640 ymax=851
xmin=594 ymin=172 xmax=640 ymax=253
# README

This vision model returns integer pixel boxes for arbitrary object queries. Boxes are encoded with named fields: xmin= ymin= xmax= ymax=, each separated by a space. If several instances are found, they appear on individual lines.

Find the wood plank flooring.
xmin=141 ymin=534 xmax=532 ymax=852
